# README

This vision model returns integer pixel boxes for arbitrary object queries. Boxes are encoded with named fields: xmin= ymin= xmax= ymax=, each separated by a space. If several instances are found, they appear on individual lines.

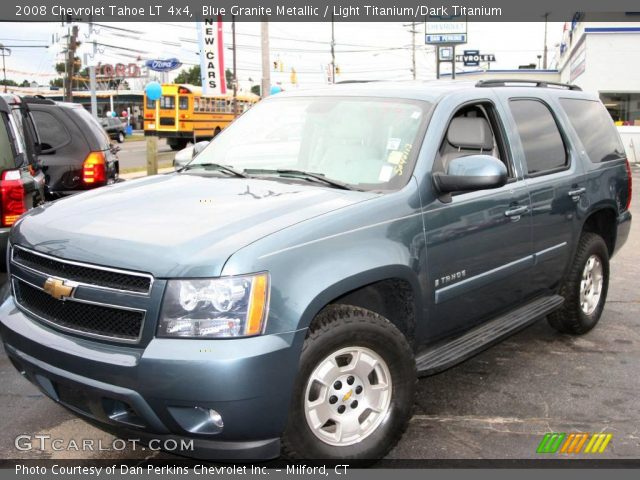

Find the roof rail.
xmin=475 ymin=79 xmax=582 ymax=91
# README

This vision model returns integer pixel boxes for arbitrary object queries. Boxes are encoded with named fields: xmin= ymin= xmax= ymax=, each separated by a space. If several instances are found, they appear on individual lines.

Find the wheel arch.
xmin=581 ymin=205 xmax=617 ymax=257
xmin=298 ymin=265 xmax=423 ymax=347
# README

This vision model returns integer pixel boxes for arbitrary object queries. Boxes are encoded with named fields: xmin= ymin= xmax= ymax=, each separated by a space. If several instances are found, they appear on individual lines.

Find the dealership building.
xmin=443 ymin=16 xmax=640 ymax=163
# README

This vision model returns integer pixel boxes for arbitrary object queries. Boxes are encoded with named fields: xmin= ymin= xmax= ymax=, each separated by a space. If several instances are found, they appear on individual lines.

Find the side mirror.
xmin=433 ymin=155 xmax=507 ymax=194
xmin=192 ymin=141 xmax=210 ymax=159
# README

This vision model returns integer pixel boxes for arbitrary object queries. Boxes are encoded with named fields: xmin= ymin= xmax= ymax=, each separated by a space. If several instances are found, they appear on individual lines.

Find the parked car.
xmin=100 ymin=117 xmax=126 ymax=143
xmin=0 ymin=80 xmax=632 ymax=460
xmin=173 ymin=140 xmax=208 ymax=170
xmin=24 ymin=98 xmax=119 ymax=198
xmin=0 ymin=95 xmax=46 ymax=271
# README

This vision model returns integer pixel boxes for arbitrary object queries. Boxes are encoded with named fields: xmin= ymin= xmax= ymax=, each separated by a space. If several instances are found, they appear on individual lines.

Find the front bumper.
xmin=0 ymin=297 xmax=306 ymax=460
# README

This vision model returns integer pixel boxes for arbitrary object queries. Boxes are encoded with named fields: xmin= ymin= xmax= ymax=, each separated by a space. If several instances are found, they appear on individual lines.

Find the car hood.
xmin=11 ymin=173 xmax=378 ymax=277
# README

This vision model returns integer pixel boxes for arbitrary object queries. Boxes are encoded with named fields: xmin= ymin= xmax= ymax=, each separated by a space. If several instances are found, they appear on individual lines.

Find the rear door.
xmin=500 ymin=95 xmax=585 ymax=295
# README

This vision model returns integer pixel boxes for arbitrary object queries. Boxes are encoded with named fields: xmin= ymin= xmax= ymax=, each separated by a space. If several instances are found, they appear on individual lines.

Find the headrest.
xmin=447 ymin=117 xmax=494 ymax=150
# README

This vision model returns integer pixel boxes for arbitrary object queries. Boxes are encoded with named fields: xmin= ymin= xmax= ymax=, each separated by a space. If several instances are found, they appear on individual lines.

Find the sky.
xmin=0 ymin=22 xmax=563 ymax=91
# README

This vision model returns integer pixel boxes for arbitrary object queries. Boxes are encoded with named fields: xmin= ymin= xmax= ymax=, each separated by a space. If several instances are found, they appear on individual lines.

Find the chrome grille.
xmin=12 ymin=246 xmax=152 ymax=294
xmin=12 ymin=278 xmax=145 ymax=342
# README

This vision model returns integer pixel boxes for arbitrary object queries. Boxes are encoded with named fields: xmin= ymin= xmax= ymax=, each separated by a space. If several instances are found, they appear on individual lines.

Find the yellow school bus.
xmin=143 ymin=84 xmax=260 ymax=150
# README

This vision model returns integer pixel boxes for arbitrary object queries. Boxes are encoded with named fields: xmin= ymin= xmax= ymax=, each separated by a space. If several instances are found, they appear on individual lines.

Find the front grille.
xmin=12 ymin=247 xmax=151 ymax=294
xmin=13 ymin=279 xmax=144 ymax=341
xmin=159 ymin=117 xmax=175 ymax=126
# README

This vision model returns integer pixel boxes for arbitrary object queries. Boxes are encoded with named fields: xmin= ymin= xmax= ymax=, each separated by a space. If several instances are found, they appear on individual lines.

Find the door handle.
xmin=568 ymin=187 xmax=586 ymax=199
xmin=504 ymin=206 xmax=529 ymax=219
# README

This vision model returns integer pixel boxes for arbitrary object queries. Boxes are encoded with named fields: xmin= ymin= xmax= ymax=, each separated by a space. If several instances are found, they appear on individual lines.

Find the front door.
xmin=422 ymin=99 xmax=533 ymax=341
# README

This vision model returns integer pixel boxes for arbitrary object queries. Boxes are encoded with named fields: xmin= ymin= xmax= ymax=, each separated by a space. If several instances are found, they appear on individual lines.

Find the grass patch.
xmin=120 ymin=162 xmax=174 ymax=175
xmin=124 ymin=134 xmax=145 ymax=143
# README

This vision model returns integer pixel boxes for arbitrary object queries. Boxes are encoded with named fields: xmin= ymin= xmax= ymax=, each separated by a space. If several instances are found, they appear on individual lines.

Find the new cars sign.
xmin=197 ymin=17 xmax=227 ymax=96
xmin=145 ymin=58 xmax=182 ymax=72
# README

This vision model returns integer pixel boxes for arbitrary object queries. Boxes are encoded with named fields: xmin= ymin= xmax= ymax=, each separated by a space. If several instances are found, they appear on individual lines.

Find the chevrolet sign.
xmin=145 ymin=58 xmax=182 ymax=73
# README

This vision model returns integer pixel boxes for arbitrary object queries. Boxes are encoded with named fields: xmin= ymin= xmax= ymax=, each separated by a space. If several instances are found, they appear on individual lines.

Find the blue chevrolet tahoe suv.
xmin=0 ymin=80 xmax=632 ymax=460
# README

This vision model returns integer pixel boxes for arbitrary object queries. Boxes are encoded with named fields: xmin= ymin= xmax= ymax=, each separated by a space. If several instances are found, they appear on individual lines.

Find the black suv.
xmin=0 ymin=95 xmax=45 ymax=270
xmin=100 ymin=117 xmax=126 ymax=143
xmin=24 ymin=98 xmax=119 ymax=198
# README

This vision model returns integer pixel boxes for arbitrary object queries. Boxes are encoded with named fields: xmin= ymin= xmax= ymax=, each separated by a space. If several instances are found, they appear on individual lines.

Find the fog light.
xmin=167 ymin=406 xmax=224 ymax=434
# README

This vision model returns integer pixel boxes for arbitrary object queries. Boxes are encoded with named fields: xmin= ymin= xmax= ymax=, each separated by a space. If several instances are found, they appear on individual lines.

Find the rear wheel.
xmin=117 ymin=132 xmax=124 ymax=143
xmin=282 ymin=305 xmax=415 ymax=460
xmin=213 ymin=127 xmax=222 ymax=137
xmin=548 ymin=232 xmax=610 ymax=334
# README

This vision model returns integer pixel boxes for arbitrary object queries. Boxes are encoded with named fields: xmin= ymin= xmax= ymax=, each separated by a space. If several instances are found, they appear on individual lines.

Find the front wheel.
xmin=282 ymin=305 xmax=415 ymax=460
xmin=548 ymin=232 xmax=610 ymax=334
xmin=117 ymin=132 xmax=125 ymax=143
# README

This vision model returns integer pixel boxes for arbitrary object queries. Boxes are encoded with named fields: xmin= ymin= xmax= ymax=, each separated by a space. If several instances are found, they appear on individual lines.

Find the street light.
xmin=0 ymin=44 xmax=12 ymax=93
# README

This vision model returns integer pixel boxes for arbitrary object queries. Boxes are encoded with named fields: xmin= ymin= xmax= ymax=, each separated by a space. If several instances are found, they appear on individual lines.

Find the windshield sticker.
xmin=386 ymin=137 xmax=401 ymax=150
xmin=387 ymin=150 xmax=404 ymax=165
xmin=379 ymin=164 xmax=394 ymax=182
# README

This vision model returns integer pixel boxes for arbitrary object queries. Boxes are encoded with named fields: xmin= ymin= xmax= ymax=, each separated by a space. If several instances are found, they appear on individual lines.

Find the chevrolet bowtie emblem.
xmin=43 ymin=278 xmax=74 ymax=300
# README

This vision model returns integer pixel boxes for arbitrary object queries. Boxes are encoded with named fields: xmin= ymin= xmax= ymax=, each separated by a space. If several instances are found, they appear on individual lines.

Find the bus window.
xmin=179 ymin=96 xmax=189 ymax=110
xmin=146 ymin=98 xmax=156 ymax=109
xmin=194 ymin=98 xmax=200 ymax=111
xmin=160 ymin=96 xmax=175 ymax=109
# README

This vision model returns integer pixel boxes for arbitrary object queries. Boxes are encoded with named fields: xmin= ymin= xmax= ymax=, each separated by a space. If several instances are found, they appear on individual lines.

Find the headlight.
xmin=158 ymin=273 xmax=269 ymax=338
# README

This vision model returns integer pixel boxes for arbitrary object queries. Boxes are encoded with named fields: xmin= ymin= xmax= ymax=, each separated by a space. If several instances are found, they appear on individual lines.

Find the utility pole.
xmin=232 ymin=16 xmax=238 ymax=117
xmin=330 ymin=15 xmax=336 ymax=84
xmin=404 ymin=22 xmax=418 ymax=80
xmin=0 ymin=44 xmax=10 ymax=93
xmin=88 ymin=18 xmax=98 ymax=118
xmin=543 ymin=12 xmax=549 ymax=69
xmin=64 ymin=25 xmax=79 ymax=102
xmin=260 ymin=19 xmax=270 ymax=97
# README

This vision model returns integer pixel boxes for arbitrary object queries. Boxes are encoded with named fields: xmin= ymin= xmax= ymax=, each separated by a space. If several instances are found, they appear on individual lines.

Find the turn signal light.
xmin=83 ymin=151 xmax=107 ymax=185
xmin=0 ymin=169 xmax=26 ymax=227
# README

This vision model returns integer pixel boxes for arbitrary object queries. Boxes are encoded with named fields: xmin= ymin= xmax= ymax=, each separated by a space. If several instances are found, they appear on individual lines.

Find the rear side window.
xmin=560 ymin=98 xmax=626 ymax=163
xmin=31 ymin=110 xmax=70 ymax=149
xmin=71 ymin=107 xmax=110 ymax=150
xmin=509 ymin=99 xmax=567 ymax=175
xmin=0 ymin=114 xmax=16 ymax=171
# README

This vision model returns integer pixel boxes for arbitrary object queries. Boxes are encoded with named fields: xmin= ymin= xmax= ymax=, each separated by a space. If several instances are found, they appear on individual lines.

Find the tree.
xmin=0 ymin=79 xmax=18 ymax=87
xmin=174 ymin=65 xmax=201 ymax=86
xmin=251 ymin=85 xmax=261 ymax=96
xmin=50 ymin=78 xmax=63 ymax=88
xmin=174 ymin=66 xmax=235 ymax=89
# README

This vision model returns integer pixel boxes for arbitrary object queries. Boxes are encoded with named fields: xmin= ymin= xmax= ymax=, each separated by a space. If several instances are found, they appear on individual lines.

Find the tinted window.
xmin=510 ymin=100 xmax=567 ymax=175
xmin=71 ymin=107 xmax=110 ymax=149
xmin=179 ymin=96 xmax=188 ymax=110
xmin=560 ymin=98 xmax=626 ymax=163
xmin=31 ymin=110 xmax=70 ymax=149
xmin=0 ymin=114 xmax=16 ymax=171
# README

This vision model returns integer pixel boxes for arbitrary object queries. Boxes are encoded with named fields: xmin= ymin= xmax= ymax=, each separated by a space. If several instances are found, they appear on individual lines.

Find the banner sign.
xmin=455 ymin=50 xmax=496 ymax=66
xmin=425 ymin=17 xmax=467 ymax=44
xmin=145 ymin=58 xmax=182 ymax=72
xmin=197 ymin=17 xmax=227 ymax=96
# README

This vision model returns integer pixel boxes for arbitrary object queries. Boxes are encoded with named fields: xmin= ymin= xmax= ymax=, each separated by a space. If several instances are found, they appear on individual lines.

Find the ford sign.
xmin=145 ymin=58 xmax=182 ymax=72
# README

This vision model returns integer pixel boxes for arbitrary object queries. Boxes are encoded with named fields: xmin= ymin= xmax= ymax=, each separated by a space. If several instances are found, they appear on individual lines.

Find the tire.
xmin=169 ymin=143 xmax=182 ymax=151
xmin=548 ymin=232 xmax=610 ymax=335
xmin=213 ymin=127 xmax=222 ymax=137
xmin=282 ymin=305 xmax=416 ymax=460
xmin=117 ymin=132 xmax=124 ymax=143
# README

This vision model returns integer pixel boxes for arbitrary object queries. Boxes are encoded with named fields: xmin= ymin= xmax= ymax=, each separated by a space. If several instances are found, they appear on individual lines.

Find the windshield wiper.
xmin=245 ymin=168 xmax=360 ymax=191
xmin=180 ymin=162 xmax=248 ymax=178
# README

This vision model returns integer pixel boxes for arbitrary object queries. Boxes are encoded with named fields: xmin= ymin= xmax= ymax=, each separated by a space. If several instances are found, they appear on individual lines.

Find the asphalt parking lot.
xmin=0 ymin=167 xmax=638 ymax=462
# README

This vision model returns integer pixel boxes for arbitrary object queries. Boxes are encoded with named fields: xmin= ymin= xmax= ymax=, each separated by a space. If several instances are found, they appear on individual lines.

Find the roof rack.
xmin=475 ymin=79 xmax=582 ymax=91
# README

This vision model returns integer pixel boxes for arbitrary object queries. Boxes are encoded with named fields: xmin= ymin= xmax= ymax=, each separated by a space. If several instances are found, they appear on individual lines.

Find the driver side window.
xmin=433 ymin=102 xmax=513 ymax=178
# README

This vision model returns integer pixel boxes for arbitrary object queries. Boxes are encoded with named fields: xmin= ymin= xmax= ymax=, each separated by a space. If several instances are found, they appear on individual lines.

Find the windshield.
xmin=190 ymin=96 xmax=431 ymax=190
